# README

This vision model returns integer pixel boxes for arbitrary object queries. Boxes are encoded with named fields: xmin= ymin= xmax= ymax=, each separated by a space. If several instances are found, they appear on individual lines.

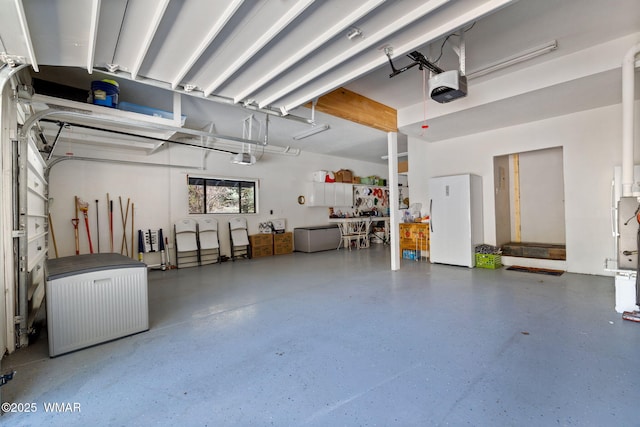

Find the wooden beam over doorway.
xmin=513 ymin=153 xmax=521 ymax=243
xmin=305 ymin=87 xmax=397 ymax=133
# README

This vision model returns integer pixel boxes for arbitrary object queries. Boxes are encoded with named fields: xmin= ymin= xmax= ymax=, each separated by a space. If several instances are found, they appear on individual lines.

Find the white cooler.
xmin=615 ymin=273 xmax=639 ymax=313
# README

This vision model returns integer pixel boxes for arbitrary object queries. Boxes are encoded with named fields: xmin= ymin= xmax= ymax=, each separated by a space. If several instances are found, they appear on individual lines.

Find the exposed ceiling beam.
xmin=258 ymin=0 xmax=451 ymax=109
xmin=281 ymin=0 xmax=517 ymax=113
xmin=14 ymin=0 xmax=38 ymax=72
xmin=202 ymin=0 xmax=315 ymax=97
xmin=130 ymin=0 xmax=170 ymax=80
xmin=308 ymin=87 xmax=397 ymax=132
xmin=87 ymin=0 xmax=101 ymax=73
xmin=170 ymin=0 xmax=244 ymax=90
xmin=232 ymin=0 xmax=386 ymax=104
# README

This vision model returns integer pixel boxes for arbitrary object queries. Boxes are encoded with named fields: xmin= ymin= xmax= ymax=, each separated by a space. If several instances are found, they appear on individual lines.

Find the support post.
xmin=513 ymin=153 xmax=521 ymax=243
xmin=388 ymin=132 xmax=400 ymax=270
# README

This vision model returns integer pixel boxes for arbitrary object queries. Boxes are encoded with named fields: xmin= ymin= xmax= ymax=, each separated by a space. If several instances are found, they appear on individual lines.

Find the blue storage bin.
xmin=90 ymin=80 xmax=119 ymax=108
xmin=118 ymin=102 xmax=186 ymax=125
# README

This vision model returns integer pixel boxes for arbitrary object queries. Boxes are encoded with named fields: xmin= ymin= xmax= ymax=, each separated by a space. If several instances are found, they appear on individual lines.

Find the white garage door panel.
xmin=27 ymin=234 xmax=46 ymax=269
xmin=26 ymin=215 xmax=44 ymax=238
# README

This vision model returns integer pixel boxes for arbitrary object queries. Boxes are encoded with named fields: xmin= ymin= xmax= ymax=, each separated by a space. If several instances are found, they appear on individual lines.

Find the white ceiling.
xmin=1 ymin=0 xmax=638 ymax=164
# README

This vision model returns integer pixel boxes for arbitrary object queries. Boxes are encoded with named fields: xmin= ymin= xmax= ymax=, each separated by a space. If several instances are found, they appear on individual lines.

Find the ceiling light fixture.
xmin=293 ymin=98 xmax=330 ymax=140
xmin=293 ymin=123 xmax=330 ymax=140
xmin=230 ymin=152 xmax=256 ymax=165
xmin=467 ymin=40 xmax=558 ymax=79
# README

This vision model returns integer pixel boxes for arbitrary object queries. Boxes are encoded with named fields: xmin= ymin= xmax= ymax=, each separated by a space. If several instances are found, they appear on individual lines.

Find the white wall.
xmin=408 ymin=102 xmax=639 ymax=275
xmin=48 ymin=141 xmax=387 ymax=262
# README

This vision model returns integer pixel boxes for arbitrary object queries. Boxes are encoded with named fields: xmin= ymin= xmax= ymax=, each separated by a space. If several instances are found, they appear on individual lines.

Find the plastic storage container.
xmin=475 ymin=253 xmax=502 ymax=269
xmin=118 ymin=102 xmax=186 ymax=125
xmin=90 ymin=80 xmax=119 ymax=108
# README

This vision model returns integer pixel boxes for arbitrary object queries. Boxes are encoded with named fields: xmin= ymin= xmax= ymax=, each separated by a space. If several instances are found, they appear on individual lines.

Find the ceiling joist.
xmin=233 ymin=0 xmax=386 ymax=104
xmin=86 ymin=0 xmax=101 ymax=73
xmin=170 ymin=0 xmax=244 ymax=90
xmin=130 ymin=0 xmax=170 ymax=80
xmin=258 ymin=0 xmax=452 ymax=109
xmin=203 ymin=0 xmax=315 ymax=97
xmin=14 ymin=0 xmax=39 ymax=72
xmin=281 ymin=0 xmax=516 ymax=113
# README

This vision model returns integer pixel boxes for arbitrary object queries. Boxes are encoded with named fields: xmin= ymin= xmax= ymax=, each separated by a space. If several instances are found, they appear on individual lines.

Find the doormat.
xmin=506 ymin=265 xmax=564 ymax=276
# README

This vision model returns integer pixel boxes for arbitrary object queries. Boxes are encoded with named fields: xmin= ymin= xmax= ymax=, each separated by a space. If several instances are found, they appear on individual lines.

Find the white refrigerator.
xmin=429 ymin=174 xmax=483 ymax=267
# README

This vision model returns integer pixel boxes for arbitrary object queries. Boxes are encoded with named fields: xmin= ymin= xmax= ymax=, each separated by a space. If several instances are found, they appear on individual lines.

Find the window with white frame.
xmin=188 ymin=176 xmax=257 ymax=214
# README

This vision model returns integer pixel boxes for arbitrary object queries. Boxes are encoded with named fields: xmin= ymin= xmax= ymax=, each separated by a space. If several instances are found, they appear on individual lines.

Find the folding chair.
xmin=174 ymin=218 xmax=199 ymax=268
xmin=229 ymin=217 xmax=251 ymax=260
xmin=197 ymin=218 xmax=220 ymax=265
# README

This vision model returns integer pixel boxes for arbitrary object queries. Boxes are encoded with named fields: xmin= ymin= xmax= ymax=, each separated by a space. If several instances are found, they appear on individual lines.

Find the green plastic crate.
xmin=360 ymin=177 xmax=373 ymax=185
xmin=475 ymin=253 xmax=502 ymax=269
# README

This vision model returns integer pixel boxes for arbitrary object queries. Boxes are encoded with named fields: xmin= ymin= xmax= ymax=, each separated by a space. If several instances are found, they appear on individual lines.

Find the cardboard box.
xmin=252 ymin=245 xmax=273 ymax=258
xmin=274 ymin=232 xmax=293 ymax=254
xmin=335 ymin=169 xmax=353 ymax=183
xmin=250 ymin=233 xmax=273 ymax=247
xmin=399 ymin=223 xmax=429 ymax=251
xmin=274 ymin=243 xmax=293 ymax=255
xmin=274 ymin=232 xmax=292 ymax=244
xmin=398 ymin=161 xmax=408 ymax=173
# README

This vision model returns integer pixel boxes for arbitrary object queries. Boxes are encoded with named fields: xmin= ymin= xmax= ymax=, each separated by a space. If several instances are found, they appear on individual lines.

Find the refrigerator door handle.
xmin=429 ymin=199 xmax=433 ymax=232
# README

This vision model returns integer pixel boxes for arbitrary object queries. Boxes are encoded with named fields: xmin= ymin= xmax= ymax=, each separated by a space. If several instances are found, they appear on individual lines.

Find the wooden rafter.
xmin=307 ymin=87 xmax=397 ymax=133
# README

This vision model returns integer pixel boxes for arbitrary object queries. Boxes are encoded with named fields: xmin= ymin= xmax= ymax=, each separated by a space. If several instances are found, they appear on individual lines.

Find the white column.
xmin=387 ymin=132 xmax=400 ymax=270
xmin=621 ymin=43 xmax=640 ymax=197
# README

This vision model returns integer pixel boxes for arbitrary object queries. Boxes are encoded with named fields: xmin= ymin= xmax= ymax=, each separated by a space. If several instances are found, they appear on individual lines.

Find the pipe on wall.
xmin=621 ymin=43 xmax=640 ymax=197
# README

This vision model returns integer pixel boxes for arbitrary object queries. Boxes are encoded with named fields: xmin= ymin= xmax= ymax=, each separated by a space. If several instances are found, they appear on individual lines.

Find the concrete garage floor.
xmin=1 ymin=245 xmax=637 ymax=426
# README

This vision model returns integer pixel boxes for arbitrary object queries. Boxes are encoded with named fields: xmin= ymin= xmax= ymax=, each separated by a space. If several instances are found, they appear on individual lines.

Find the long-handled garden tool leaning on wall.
xmin=77 ymin=198 xmax=94 ymax=254
xmin=72 ymin=196 xmax=80 ymax=255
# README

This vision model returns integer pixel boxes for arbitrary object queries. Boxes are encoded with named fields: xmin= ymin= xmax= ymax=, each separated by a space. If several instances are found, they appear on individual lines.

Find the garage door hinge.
xmin=0 ymin=371 xmax=16 ymax=388
xmin=12 ymin=230 xmax=25 ymax=238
